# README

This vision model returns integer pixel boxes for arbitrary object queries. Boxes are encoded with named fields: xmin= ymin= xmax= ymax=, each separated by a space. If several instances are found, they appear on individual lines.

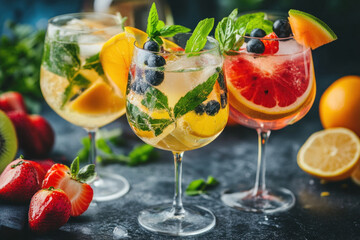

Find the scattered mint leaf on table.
xmin=185 ymin=18 xmax=214 ymax=53
xmin=185 ymin=176 xmax=219 ymax=196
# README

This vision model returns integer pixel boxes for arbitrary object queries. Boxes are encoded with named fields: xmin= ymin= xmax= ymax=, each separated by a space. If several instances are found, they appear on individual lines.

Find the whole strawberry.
xmin=29 ymin=187 xmax=71 ymax=233
xmin=0 ymin=160 xmax=41 ymax=203
xmin=28 ymin=115 xmax=55 ymax=157
xmin=0 ymin=92 xmax=27 ymax=113
xmin=42 ymin=157 xmax=95 ymax=217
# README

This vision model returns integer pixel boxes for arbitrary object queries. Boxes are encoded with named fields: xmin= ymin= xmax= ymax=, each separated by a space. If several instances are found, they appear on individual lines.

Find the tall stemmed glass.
xmin=126 ymin=33 xmax=228 ymax=236
xmin=40 ymin=13 xmax=129 ymax=201
xmin=221 ymin=33 xmax=316 ymax=213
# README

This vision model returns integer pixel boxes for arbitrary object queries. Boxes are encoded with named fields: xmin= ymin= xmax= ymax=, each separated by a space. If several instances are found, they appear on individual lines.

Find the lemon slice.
xmin=69 ymin=81 xmax=124 ymax=114
xmin=182 ymin=107 xmax=228 ymax=138
xmin=297 ymin=128 xmax=360 ymax=181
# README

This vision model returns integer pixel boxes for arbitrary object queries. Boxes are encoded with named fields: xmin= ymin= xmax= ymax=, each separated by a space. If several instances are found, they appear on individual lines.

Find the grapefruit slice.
xmin=297 ymin=128 xmax=360 ymax=181
xmin=224 ymin=52 xmax=314 ymax=120
xmin=288 ymin=9 xmax=337 ymax=50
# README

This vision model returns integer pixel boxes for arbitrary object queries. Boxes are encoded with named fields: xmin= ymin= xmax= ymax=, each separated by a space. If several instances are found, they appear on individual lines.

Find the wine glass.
xmin=126 ymin=33 xmax=228 ymax=236
xmin=40 ymin=12 xmax=129 ymax=201
xmin=221 ymin=28 xmax=316 ymax=213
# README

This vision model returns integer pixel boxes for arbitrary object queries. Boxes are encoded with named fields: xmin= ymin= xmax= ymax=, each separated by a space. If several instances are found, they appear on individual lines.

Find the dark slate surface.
xmin=1 ymin=75 xmax=360 ymax=240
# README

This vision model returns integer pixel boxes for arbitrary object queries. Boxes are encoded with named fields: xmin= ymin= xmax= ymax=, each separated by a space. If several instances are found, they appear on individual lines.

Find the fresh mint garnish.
xmin=83 ymin=53 xmax=104 ymax=75
xmin=146 ymin=3 xmax=190 ymax=45
xmin=61 ymin=73 xmax=91 ymax=107
xmin=173 ymin=72 xmax=218 ymax=118
xmin=215 ymin=10 xmax=274 ymax=52
xmin=185 ymin=176 xmax=219 ymax=196
xmin=185 ymin=18 xmax=214 ymax=53
xmin=69 ymin=157 xmax=96 ymax=183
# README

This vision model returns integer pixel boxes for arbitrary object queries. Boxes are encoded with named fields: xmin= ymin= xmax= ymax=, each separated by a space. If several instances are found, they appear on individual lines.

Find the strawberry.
xmin=28 ymin=115 xmax=55 ymax=157
xmin=33 ymin=159 xmax=55 ymax=173
xmin=0 ymin=160 xmax=41 ymax=203
xmin=7 ymin=111 xmax=55 ymax=157
xmin=29 ymin=187 xmax=71 ymax=233
xmin=261 ymin=32 xmax=279 ymax=54
xmin=0 ymin=92 xmax=27 ymax=113
xmin=42 ymin=157 xmax=95 ymax=217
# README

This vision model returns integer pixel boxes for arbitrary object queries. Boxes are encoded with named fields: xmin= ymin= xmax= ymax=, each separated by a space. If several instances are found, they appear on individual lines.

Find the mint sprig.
xmin=185 ymin=176 xmax=219 ymax=196
xmin=184 ymin=18 xmax=214 ymax=53
xmin=146 ymin=3 xmax=190 ymax=45
xmin=215 ymin=10 xmax=274 ymax=52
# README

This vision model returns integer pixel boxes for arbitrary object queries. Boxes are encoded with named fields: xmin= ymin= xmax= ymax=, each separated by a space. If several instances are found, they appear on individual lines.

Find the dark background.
xmin=1 ymin=0 xmax=359 ymax=77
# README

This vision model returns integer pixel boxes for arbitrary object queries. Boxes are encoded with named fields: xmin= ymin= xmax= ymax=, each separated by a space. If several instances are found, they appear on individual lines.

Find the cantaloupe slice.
xmin=288 ymin=9 xmax=337 ymax=50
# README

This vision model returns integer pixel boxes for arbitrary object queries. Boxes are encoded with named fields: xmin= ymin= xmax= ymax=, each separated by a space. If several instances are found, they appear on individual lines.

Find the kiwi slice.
xmin=0 ymin=110 xmax=17 ymax=173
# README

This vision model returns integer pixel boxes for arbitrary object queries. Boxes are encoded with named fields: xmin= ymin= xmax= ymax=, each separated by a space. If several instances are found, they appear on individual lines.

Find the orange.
xmin=319 ymin=75 xmax=360 ymax=136
xmin=351 ymin=163 xmax=360 ymax=186
xmin=100 ymin=27 xmax=147 ymax=98
xmin=297 ymin=128 xmax=360 ymax=181
xmin=69 ymin=81 xmax=124 ymax=114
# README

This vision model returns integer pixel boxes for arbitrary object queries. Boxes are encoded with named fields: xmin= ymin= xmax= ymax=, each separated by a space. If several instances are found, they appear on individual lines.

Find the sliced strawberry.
xmin=42 ymin=159 xmax=95 ymax=217
xmin=261 ymin=32 xmax=279 ymax=54
xmin=0 ymin=92 xmax=27 ymax=113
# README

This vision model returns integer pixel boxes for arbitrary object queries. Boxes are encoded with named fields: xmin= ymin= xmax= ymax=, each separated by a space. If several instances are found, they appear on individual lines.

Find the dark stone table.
xmin=1 ymin=75 xmax=360 ymax=240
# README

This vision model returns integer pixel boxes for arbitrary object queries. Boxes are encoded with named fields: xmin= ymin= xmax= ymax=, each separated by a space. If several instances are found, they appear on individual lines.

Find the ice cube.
xmin=276 ymin=39 xmax=305 ymax=55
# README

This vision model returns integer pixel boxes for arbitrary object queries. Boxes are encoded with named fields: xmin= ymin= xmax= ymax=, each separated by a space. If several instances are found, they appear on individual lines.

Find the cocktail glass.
xmin=221 ymin=33 xmax=316 ymax=213
xmin=40 ymin=13 xmax=129 ymax=201
xmin=126 ymin=33 xmax=228 ymax=236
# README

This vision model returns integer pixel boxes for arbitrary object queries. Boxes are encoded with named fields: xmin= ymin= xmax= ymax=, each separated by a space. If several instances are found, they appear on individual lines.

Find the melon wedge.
xmin=288 ymin=9 xmax=337 ymax=50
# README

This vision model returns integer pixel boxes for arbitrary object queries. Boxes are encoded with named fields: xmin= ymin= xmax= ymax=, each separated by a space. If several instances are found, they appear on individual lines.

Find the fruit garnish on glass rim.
xmin=215 ymin=8 xmax=337 ymax=54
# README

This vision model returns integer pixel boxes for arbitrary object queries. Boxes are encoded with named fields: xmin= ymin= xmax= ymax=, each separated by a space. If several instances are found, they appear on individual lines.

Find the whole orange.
xmin=319 ymin=75 xmax=360 ymax=136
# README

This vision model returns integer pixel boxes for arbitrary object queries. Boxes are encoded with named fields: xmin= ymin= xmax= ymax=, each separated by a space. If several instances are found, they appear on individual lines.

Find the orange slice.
xmin=351 ymin=163 xmax=360 ymax=186
xmin=297 ymin=128 xmax=360 ymax=181
xmin=100 ymin=27 xmax=147 ymax=97
xmin=69 ymin=81 xmax=124 ymax=114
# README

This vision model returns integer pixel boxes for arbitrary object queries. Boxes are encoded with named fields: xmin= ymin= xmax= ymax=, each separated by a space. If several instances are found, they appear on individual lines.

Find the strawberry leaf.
xmin=70 ymin=157 xmax=80 ymax=177
xmin=77 ymin=164 xmax=96 ymax=183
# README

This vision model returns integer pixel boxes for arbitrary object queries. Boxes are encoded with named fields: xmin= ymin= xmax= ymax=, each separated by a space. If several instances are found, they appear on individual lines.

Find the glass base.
xmin=221 ymin=187 xmax=295 ymax=214
xmin=138 ymin=203 xmax=216 ymax=236
xmin=92 ymin=172 xmax=130 ymax=202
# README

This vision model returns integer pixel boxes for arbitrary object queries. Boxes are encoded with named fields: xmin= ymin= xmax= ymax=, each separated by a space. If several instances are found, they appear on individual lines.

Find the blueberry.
xmin=146 ymin=54 xmax=166 ymax=67
xmin=205 ymin=100 xmax=220 ymax=116
xmin=143 ymin=40 xmax=159 ymax=52
xmin=194 ymin=104 xmax=206 ymax=115
xmin=220 ymin=93 xmax=227 ymax=108
xmin=145 ymin=69 xmax=164 ymax=86
xmin=217 ymin=73 xmax=226 ymax=91
xmin=250 ymin=28 xmax=266 ymax=38
xmin=273 ymin=19 xmax=292 ymax=38
xmin=246 ymin=39 xmax=265 ymax=54
xmin=131 ymin=80 xmax=150 ymax=94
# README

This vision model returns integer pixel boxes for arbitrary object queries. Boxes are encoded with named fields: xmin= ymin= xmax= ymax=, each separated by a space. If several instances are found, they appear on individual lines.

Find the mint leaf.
xmin=141 ymin=86 xmax=170 ymax=111
xmin=96 ymin=138 xmax=113 ymax=154
xmin=235 ymin=12 xmax=272 ymax=36
xmin=83 ymin=53 xmax=104 ymax=75
xmin=115 ymin=12 xmax=127 ymax=31
xmin=185 ymin=18 xmax=214 ymax=53
xmin=126 ymin=102 xmax=152 ymax=132
xmin=149 ymin=118 xmax=173 ymax=136
xmin=185 ymin=176 xmax=219 ymax=196
xmin=215 ymin=17 xmax=236 ymax=52
xmin=228 ymin=8 xmax=238 ymax=20
xmin=61 ymin=73 xmax=91 ymax=107
xmin=43 ymin=40 xmax=80 ymax=79
xmin=173 ymin=72 xmax=218 ymax=119
xmin=245 ymin=18 xmax=273 ymax=35
xmin=128 ymin=144 xmax=157 ymax=166
xmin=77 ymin=164 xmax=96 ymax=183
xmin=146 ymin=3 xmax=159 ymax=39
xmin=156 ymin=20 xmax=165 ymax=31
xmin=70 ymin=157 xmax=80 ymax=177
xmin=159 ymin=25 xmax=191 ymax=38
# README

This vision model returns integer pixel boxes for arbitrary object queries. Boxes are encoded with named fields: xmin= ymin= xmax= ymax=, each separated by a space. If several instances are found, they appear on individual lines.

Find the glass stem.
xmin=252 ymin=129 xmax=271 ymax=197
xmin=88 ymin=129 xmax=97 ymax=166
xmin=172 ymin=151 xmax=185 ymax=216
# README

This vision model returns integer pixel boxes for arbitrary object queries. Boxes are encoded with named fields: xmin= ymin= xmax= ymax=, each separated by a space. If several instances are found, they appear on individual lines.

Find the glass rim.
xmin=133 ymin=33 xmax=220 ymax=56
xmin=243 ymin=35 xmax=294 ymax=41
xmin=48 ymin=12 xmax=121 ymax=33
